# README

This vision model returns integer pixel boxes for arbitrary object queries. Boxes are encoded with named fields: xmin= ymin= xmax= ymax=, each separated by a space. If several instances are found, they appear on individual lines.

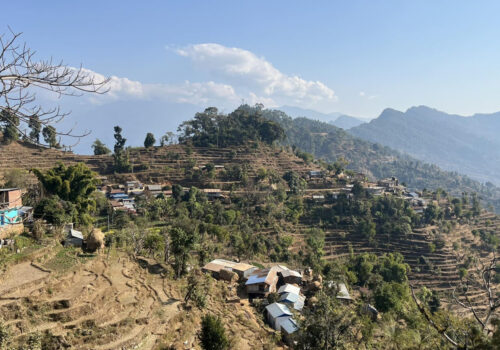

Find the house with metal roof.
xmin=276 ymin=317 xmax=299 ymax=344
xmin=309 ymin=170 xmax=323 ymax=178
xmin=265 ymin=302 xmax=292 ymax=330
xmin=279 ymin=269 xmax=302 ymax=285
xmin=279 ymin=292 xmax=305 ymax=311
xmin=278 ymin=283 xmax=301 ymax=296
xmin=326 ymin=282 xmax=353 ymax=301
xmin=246 ymin=268 xmax=279 ymax=297
xmin=203 ymin=259 xmax=257 ymax=280
xmin=65 ymin=229 xmax=84 ymax=247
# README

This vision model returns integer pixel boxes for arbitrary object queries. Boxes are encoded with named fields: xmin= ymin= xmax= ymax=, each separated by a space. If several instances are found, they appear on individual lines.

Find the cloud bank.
xmin=83 ymin=43 xmax=338 ymax=111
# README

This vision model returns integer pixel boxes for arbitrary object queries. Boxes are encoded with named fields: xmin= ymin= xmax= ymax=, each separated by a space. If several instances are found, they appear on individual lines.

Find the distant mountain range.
xmin=278 ymin=105 xmax=368 ymax=129
xmin=250 ymin=106 xmax=500 ymax=212
xmin=349 ymin=106 xmax=500 ymax=185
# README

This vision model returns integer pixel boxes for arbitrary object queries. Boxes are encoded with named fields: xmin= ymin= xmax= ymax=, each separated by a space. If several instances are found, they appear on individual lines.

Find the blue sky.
xmin=2 ymin=1 xmax=500 ymax=150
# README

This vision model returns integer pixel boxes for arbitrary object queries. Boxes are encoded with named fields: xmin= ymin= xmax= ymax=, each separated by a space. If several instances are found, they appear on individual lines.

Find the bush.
xmin=200 ymin=314 xmax=230 ymax=350
xmin=374 ymin=282 xmax=408 ymax=313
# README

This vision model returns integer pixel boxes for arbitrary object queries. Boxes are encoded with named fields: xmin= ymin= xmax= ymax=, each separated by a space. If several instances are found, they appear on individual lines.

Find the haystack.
xmin=219 ymin=268 xmax=239 ymax=282
xmin=86 ymin=228 xmax=105 ymax=252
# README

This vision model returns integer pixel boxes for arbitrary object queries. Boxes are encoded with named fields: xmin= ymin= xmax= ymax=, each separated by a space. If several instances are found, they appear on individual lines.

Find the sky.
xmin=2 ymin=1 xmax=500 ymax=151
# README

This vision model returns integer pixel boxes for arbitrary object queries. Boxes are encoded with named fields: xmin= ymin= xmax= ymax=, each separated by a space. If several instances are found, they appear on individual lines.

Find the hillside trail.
xmin=0 ymin=253 xmax=182 ymax=349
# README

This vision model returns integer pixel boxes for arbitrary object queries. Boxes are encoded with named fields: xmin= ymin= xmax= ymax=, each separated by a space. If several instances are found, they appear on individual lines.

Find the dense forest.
xmin=238 ymin=105 xmax=500 ymax=213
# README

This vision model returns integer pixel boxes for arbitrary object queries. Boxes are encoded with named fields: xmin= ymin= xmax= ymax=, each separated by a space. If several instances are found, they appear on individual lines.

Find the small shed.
xmin=65 ymin=229 xmax=84 ymax=247
xmin=361 ymin=304 xmax=379 ymax=321
xmin=336 ymin=283 xmax=353 ymax=301
xmin=309 ymin=171 xmax=323 ymax=178
xmin=276 ymin=317 xmax=299 ymax=344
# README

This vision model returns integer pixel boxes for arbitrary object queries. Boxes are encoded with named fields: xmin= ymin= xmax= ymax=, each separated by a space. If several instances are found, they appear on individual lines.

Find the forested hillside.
xmin=349 ymin=106 xmax=500 ymax=185
xmin=244 ymin=106 xmax=500 ymax=212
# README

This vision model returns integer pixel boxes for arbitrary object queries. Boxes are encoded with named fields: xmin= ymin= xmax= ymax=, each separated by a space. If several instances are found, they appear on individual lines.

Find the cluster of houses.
xmin=99 ymin=179 xmax=227 ymax=213
xmin=0 ymin=188 xmax=32 ymax=239
xmin=101 ymin=180 xmax=160 ymax=214
xmin=307 ymin=176 xmax=428 ymax=214
xmin=202 ymin=258 xmax=357 ymax=344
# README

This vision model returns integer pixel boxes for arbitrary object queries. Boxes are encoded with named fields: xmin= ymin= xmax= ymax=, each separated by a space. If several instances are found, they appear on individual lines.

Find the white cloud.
xmin=176 ymin=43 xmax=337 ymax=109
xmin=75 ymin=44 xmax=338 ymax=111
xmin=359 ymin=91 xmax=366 ymax=97
xmin=79 ymin=68 xmax=239 ymax=107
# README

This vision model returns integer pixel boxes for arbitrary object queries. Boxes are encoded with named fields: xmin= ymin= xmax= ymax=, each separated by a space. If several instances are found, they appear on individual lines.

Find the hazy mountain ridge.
xmin=278 ymin=105 xmax=367 ymax=128
xmin=244 ymin=106 xmax=500 ymax=212
xmin=349 ymin=106 xmax=500 ymax=185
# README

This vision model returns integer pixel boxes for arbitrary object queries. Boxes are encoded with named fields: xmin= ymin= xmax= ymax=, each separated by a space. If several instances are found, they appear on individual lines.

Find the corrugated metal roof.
xmin=266 ymin=303 xmax=292 ymax=319
xmin=203 ymin=259 xmax=256 ymax=273
xmin=246 ymin=268 xmax=277 ymax=286
xmin=280 ymin=270 xmax=302 ymax=278
xmin=233 ymin=262 xmax=256 ymax=272
xmin=277 ymin=317 xmax=299 ymax=334
xmin=279 ymin=292 xmax=299 ymax=303
xmin=337 ymin=283 xmax=352 ymax=300
xmin=279 ymin=293 xmax=305 ymax=311
xmin=278 ymin=284 xmax=301 ymax=295
xmin=69 ymin=229 xmax=84 ymax=240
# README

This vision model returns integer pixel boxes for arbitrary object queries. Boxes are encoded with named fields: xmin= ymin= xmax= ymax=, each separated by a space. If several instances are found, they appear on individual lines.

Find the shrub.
xmin=200 ymin=314 xmax=230 ymax=350
xmin=374 ymin=282 xmax=408 ymax=313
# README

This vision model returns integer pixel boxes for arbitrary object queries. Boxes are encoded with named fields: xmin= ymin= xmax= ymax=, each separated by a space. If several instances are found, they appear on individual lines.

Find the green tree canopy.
xmin=200 ymin=314 xmax=230 ymax=350
xmin=178 ymin=106 xmax=285 ymax=147
xmin=42 ymin=125 xmax=59 ymax=148
xmin=32 ymin=163 xmax=99 ymax=225
xmin=92 ymin=139 xmax=111 ymax=155
xmin=144 ymin=132 xmax=156 ymax=148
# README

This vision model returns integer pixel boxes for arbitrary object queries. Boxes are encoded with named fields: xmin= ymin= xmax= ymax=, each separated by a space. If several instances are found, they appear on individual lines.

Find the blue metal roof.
xmin=265 ymin=302 xmax=292 ymax=319
xmin=279 ymin=292 xmax=299 ymax=303
xmin=278 ymin=318 xmax=299 ymax=334
xmin=109 ymin=193 xmax=129 ymax=199
xmin=279 ymin=293 xmax=305 ymax=311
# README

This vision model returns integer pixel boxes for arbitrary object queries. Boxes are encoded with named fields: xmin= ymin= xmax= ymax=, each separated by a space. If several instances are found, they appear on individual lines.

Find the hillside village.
xmin=0 ymin=107 xmax=499 ymax=349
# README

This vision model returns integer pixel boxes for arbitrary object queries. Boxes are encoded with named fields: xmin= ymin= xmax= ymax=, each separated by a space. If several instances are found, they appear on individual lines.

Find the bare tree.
xmin=0 ymin=28 xmax=109 ymax=147
xmin=452 ymin=255 xmax=500 ymax=334
xmin=411 ymin=254 xmax=500 ymax=349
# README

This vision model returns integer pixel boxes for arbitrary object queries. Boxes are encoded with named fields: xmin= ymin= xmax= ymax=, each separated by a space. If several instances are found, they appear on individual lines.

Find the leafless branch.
xmin=0 ymin=28 xmax=109 ymax=147
xmin=410 ymin=284 xmax=461 ymax=348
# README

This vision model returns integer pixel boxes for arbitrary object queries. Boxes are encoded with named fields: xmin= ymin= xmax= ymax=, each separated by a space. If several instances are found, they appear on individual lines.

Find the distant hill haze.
xmin=349 ymin=106 xmax=500 ymax=185
xmin=278 ymin=105 xmax=368 ymax=129
xmin=329 ymin=115 xmax=366 ymax=129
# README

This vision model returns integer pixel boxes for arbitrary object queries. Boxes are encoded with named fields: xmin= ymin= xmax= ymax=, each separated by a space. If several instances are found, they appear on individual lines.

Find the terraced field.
xmin=0 ymin=248 xmax=280 ymax=349
xmin=0 ymin=252 xmax=182 ymax=349
xmin=0 ymin=141 xmax=320 ymax=188
xmin=291 ymin=210 xmax=500 ymax=319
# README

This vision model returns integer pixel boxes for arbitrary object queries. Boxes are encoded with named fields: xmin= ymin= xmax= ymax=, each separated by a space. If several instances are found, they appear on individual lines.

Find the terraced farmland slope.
xmin=291 ymin=210 xmax=500 ymax=318
xmin=0 ymin=141 xmax=320 ymax=187
xmin=0 ymin=249 xmax=278 ymax=349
